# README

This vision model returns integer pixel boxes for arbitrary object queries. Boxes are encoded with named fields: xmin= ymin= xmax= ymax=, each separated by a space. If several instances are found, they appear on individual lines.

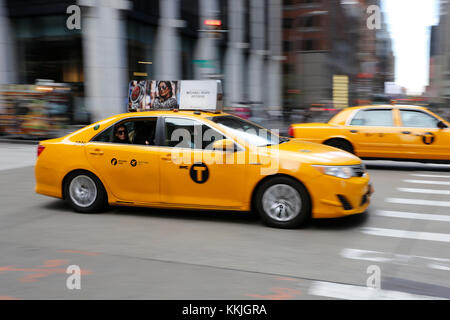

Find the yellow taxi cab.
xmin=289 ymin=105 xmax=450 ymax=163
xmin=35 ymin=110 xmax=372 ymax=228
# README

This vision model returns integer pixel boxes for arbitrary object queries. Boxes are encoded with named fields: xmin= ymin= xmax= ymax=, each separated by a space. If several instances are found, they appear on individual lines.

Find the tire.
xmin=324 ymin=139 xmax=354 ymax=154
xmin=254 ymin=176 xmax=311 ymax=229
xmin=64 ymin=171 xmax=108 ymax=213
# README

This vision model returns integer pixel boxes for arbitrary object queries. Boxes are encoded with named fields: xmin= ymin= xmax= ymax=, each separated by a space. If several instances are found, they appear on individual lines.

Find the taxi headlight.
xmin=312 ymin=165 xmax=354 ymax=179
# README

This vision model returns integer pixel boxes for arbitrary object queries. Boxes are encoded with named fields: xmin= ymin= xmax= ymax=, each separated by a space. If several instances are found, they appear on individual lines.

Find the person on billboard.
xmin=151 ymin=81 xmax=178 ymax=109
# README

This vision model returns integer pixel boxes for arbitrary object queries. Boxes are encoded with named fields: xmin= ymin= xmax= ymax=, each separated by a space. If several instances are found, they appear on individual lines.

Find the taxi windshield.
xmin=210 ymin=115 xmax=287 ymax=147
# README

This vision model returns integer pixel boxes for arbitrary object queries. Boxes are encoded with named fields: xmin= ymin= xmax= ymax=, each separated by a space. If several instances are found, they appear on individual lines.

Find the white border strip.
xmin=412 ymin=174 xmax=450 ymax=179
xmin=386 ymin=198 xmax=450 ymax=207
xmin=397 ymin=188 xmax=450 ymax=195
xmin=376 ymin=210 xmax=450 ymax=222
xmin=404 ymin=179 xmax=450 ymax=186
xmin=361 ymin=227 xmax=450 ymax=243
xmin=308 ymin=281 xmax=444 ymax=300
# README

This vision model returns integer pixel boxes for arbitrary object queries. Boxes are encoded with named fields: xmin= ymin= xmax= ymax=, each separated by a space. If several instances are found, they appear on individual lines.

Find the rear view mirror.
xmin=437 ymin=120 xmax=448 ymax=129
xmin=212 ymin=139 xmax=235 ymax=152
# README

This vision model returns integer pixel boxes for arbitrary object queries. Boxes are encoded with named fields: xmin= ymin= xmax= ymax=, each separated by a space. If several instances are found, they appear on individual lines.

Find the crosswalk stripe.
xmin=386 ymin=198 xmax=450 ymax=207
xmin=341 ymin=248 xmax=450 ymax=271
xmin=361 ymin=227 xmax=450 ymax=243
xmin=397 ymin=188 xmax=450 ymax=195
xmin=404 ymin=179 xmax=450 ymax=186
xmin=412 ymin=174 xmax=450 ymax=179
xmin=308 ymin=281 xmax=444 ymax=300
xmin=428 ymin=263 xmax=450 ymax=271
xmin=376 ymin=210 xmax=450 ymax=222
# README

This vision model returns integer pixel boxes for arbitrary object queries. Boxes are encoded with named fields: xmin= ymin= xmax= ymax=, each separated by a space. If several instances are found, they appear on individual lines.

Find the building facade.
xmin=428 ymin=0 xmax=450 ymax=105
xmin=0 ymin=0 xmax=283 ymax=121
xmin=282 ymin=0 xmax=394 ymax=109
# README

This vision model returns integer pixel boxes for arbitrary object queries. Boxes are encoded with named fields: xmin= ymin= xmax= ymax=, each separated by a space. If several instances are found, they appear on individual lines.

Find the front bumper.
xmin=308 ymin=173 xmax=373 ymax=219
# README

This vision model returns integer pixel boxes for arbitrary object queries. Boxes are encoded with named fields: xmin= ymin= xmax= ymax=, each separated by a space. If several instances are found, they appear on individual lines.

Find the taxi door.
xmin=158 ymin=116 xmax=246 ymax=209
xmin=397 ymin=108 xmax=450 ymax=160
xmin=346 ymin=108 xmax=403 ymax=158
xmin=85 ymin=118 xmax=160 ymax=203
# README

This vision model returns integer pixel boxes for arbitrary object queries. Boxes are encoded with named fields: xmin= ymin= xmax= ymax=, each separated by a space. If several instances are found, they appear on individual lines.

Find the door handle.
xmin=161 ymin=153 xmax=172 ymax=161
xmin=350 ymin=130 xmax=358 ymax=133
xmin=402 ymin=131 xmax=411 ymax=134
xmin=89 ymin=149 xmax=104 ymax=155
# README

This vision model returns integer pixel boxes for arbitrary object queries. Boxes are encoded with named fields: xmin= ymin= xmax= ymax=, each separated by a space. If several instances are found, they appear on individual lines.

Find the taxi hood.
xmin=263 ymin=138 xmax=361 ymax=165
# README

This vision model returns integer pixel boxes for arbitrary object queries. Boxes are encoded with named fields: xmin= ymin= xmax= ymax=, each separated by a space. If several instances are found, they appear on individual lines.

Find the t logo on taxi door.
xmin=190 ymin=163 xmax=209 ymax=184
xmin=422 ymin=132 xmax=435 ymax=145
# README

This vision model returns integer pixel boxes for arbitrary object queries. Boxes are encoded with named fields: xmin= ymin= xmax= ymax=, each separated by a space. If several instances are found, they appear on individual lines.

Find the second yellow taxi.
xmin=290 ymin=105 xmax=450 ymax=163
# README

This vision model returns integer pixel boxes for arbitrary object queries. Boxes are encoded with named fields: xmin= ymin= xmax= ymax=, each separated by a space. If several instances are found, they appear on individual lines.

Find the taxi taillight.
xmin=288 ymin=126 xmax=294 ymax=138
xmin=37 ymin=145 xmax=45 ymax=157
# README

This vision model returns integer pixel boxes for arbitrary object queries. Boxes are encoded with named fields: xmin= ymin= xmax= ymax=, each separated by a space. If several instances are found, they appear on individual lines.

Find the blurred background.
xmin=0 ymin=0 xmax=448 ymax=140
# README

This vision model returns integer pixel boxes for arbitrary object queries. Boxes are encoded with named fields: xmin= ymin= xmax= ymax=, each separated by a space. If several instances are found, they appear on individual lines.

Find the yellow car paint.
xmin=291 ymin=105 xmax=450 ymax=162
xmin=35 ymin=110 xmax=372 ymax=219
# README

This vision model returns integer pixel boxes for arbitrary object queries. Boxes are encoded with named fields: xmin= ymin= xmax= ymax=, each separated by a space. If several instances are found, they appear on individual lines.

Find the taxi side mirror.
xmin=212 ymin=139 xmax=235 ymax=152
xmin=437 ymin=120 xmax=448 ymax=129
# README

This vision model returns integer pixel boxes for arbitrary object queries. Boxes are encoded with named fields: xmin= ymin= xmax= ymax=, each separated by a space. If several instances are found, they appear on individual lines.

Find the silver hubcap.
xmin=69 ymin=175 xmax=97 ymax=208
xmin=262 ymin=184 xmax=302 ymax=222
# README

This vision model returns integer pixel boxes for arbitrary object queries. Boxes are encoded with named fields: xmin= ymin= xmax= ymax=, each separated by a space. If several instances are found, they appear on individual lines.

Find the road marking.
xmin=376 ymin=210 xmax=450 ymax=222
xmin=428 ymin=263 xmax=450 ymax=271
xmin=341 ymin=248 xmax=450 ymax=271
xmin=386 ymin=198 xmax=450 ymax=207
xmin=361 ymin=227 xmax=450 ymax=243
xmin=0 ymin=296 xmax=19 ymax=300
xmin=308 ymin=281 xmax=444 ymax=300
xmin=397 ymin=188 xmax=450 ymax=195
xmin=404 ymin=179 xmax=450 ymax=186
xmin=246 ymin=288 xmax=302 ymax=300
xmin=412 ymin=174 xmax=450 ymax=179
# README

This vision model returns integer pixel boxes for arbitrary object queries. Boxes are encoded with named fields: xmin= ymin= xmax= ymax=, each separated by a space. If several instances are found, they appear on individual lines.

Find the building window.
xmin=302 ymin=15 xmax=321 ymax=28
xmin=303 ymin=39 xmax=315 ymax=51
xmin=283 ymin=41 xmax=292 ymax=52
xmin=283 ymin=18 xmax=293 ymax=28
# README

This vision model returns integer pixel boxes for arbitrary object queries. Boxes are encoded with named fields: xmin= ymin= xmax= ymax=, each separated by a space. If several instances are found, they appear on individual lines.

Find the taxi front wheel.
xmin=255 ymin=177 xmax=311 ymax=229
xmin=64 ymin=171 xmax=108 ymax=213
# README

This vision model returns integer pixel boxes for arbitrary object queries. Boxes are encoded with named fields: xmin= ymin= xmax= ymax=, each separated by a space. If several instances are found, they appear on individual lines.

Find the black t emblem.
xmin=111 ymin=158 xmax=118 ymax=166
xmin=189 ymin=163 xmax=209 ymax=184
xmin=130 ymin=159 xmax=137 ymax=167
xmin=422 ymin=132 xmax=435 ymax=145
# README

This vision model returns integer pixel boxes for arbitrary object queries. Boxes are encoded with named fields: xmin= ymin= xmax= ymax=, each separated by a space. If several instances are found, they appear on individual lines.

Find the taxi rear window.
xmin=350 ymin=109 xmax=393 ymax=126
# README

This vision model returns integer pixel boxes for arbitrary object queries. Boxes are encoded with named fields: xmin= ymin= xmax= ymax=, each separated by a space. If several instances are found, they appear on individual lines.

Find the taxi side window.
xmin=92 ymin=118 xmax=157 ymax=145
xmin=92 ymin=126 xmax=114 ymax=142
xmin=400 ymin=110 xmax=439 ymax=128
xmin=164 ymin=118 xmax=225 ymax=150
xmin=350 ymin=109 xmax=393 ymax=126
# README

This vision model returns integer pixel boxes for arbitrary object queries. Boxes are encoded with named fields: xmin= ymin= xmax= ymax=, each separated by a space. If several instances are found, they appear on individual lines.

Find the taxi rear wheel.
xmin=324 ymin=139 xmax=354 ymax=154
xmin=64 ymin=171 xmax=107 ymax=213
xmin=255 ymin=177 xmax=311 ymax=229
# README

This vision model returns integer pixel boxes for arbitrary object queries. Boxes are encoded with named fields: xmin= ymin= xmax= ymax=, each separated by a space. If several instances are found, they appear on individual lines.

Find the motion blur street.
xmin=0 ymin=143 xmax=449 ymax=300
xmin=0 ymin=0 xmax=450 ymax=303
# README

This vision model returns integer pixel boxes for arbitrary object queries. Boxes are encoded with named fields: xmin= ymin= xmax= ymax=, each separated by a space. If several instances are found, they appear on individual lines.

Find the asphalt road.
xmin=0 ymin=143 xmax=449 ymax=300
